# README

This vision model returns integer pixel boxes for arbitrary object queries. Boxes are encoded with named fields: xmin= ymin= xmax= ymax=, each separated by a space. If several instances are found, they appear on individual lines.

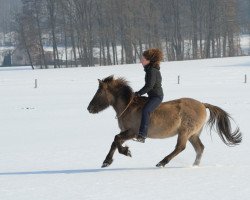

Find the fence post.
xmin=244 ymin=74 xmax=247 ymax=83
xmin=178 ymin=75 xmax=180 ymax=84
xmin=34 ymin=79 xmax=38 ymax=88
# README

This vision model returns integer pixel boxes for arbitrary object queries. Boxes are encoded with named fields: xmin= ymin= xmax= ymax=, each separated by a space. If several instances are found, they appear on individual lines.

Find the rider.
xmin=134 ymin=48 xmax=164 ymax=143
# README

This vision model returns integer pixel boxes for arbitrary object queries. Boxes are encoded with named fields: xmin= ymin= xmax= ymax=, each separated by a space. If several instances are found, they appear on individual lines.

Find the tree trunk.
xmin=34 ymin=0 xmax=47 ymax=68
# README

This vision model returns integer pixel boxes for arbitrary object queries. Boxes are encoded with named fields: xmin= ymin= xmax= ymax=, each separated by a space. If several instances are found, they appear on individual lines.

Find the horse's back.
xmin=161 ymin=98 xmax=207 ymax=124
xmin=160 ymin=97 xmax=206 ymax=114
xmin=148 ymin=98 xmax=207 ymax=138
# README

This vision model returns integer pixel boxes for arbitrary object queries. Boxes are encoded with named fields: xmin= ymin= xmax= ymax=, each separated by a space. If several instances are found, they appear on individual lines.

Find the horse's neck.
xmin=112 ymin=95 xmax=132 ymax=116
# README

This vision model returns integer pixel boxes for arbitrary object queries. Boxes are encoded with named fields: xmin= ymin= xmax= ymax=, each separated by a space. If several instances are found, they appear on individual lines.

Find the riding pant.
xmin=139 ymin=96 xmax=163 ymax=138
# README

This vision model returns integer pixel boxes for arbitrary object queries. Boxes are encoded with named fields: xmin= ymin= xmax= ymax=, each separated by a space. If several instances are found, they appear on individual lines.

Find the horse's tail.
xmin=203 ymin=103 xmax=242 ymax=146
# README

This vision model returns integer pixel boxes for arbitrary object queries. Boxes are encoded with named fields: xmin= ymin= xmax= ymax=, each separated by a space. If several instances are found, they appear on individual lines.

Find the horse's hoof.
xmin=102 ymin=159 xmax=113 ymax=168
xmin=127 ymin=150 xmax=132 ymax=157
xmin=156 ymin=162 xmax=165 ymax=168
xmin=101 ymin=162 xmax=110 ymax=168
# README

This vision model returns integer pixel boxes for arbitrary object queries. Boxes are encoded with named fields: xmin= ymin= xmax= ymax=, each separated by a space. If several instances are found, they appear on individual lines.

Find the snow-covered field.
xmin=0 ymin=56 xmax=249 ymax=200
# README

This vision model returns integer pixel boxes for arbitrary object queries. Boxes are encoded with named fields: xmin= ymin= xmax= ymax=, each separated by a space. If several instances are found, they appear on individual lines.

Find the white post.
xmin=34 ymin=79 xmax=38 ymax=88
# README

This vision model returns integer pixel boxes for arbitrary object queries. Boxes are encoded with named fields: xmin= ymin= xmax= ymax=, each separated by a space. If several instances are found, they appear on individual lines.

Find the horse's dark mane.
xmin=102 ymin=75 xmax=147 ymax=106
xmin=102 ymin=76 xmax=130 ymax=88
xmin=102 ymin=76 xmax=133 ymax=100
xmin=102 ymin=75 xmax=115 ymax=84
xmin=115 ymin=77 xmax=133 ymax=91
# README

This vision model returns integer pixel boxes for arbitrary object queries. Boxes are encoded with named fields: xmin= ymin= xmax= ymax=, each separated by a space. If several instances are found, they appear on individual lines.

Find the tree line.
xmin=14 ymin=0 xmax=250 ymax=68
xmin=0 ymin=0 xmax=21 ymax=45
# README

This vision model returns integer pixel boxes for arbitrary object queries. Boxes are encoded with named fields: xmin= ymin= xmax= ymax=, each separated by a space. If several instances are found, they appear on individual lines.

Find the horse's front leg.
xmin=102 ymin=141 xmax=117 ymax=168
xmin=102 ymin=130 xmax=135 ymax=168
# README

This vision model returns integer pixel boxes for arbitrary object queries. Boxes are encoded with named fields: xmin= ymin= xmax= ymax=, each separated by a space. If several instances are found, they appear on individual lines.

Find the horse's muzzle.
xmin=87 ymin=105 xmax=93 ymax=113
xmin=87 ymin=105 xmax=96 ymax=113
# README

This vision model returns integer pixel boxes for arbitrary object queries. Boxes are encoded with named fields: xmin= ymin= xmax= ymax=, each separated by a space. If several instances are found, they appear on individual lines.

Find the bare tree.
xmin=12 ymin=0 xmax=246 ymax=67
xmin=16 ymin=14 xmax=34 ymax=69
xmin=47 ymin=0 xmax=60 ymax=68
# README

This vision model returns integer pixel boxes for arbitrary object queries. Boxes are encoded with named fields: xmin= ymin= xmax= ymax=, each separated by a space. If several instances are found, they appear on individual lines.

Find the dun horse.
xmin=87 ymin=76 xmax=242 ymax=168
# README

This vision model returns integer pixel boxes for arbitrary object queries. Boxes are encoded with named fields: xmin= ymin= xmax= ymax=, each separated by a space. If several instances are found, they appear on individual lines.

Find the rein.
xmin=115 ymin=96 xmax=134 ymax=119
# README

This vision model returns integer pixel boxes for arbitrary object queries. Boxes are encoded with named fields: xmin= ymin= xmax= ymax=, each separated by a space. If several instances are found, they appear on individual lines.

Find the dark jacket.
xmin=137 ymin=64 xmax=163 ymax=98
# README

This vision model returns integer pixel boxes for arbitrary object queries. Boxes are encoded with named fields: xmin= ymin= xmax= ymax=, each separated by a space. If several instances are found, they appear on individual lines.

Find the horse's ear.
xmin=98 ymin=79 xmax=102 ymax=84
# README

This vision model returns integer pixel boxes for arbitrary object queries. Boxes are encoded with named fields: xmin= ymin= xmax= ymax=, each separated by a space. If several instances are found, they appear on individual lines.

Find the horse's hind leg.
xmin=156 ymin=131 xmax=189 ymax=167
xmin=189 ymin=133 xmax=205 ymax=166
xmin=102 ymin=130 xmax=135 ymax=168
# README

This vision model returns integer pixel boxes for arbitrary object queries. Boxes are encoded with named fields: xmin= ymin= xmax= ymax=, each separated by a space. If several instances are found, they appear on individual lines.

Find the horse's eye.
xmin=98 ymin=88 xmax=103 ymax=94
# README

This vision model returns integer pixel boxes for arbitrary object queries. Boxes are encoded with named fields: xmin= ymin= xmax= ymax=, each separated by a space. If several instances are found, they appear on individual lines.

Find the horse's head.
xmin=87 ymin=76 xmax=115 ymax=114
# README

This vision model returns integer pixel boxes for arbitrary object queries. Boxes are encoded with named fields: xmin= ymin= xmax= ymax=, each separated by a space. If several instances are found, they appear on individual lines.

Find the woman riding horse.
xmin=87 ymin=63 xmax=242 ymax=168
xmin=134 ymin=48 xmax=164 ymax=143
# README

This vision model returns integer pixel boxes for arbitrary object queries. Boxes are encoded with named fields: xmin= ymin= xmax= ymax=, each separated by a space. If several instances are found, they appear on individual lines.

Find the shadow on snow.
xmin=0 ymin=166 xmax=187 ymax=176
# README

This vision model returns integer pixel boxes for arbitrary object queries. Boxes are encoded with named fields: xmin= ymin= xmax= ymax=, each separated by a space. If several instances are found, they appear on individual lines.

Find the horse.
xmin=87 ymin=75 xmax=242 ymax=168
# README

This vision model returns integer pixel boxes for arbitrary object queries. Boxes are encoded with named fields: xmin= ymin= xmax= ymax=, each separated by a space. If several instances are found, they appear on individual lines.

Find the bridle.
xmin=115 ymin=95 xmax=134 ymax=119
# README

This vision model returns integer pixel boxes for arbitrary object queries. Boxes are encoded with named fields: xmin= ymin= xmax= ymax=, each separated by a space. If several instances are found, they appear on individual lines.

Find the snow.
xmin=0 ymin=56 xmax=250 ymax=200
